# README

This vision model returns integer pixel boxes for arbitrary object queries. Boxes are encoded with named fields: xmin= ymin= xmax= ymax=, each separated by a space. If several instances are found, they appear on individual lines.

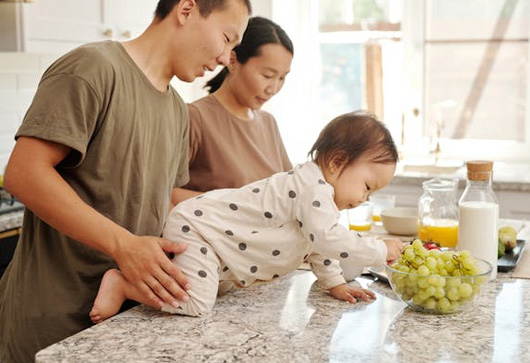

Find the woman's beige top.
xmin=186 ymin=94 xmax=292 ymax=192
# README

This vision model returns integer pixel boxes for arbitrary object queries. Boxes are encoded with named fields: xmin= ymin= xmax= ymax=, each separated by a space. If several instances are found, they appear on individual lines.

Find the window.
xmin=265 ymin=0 xmax=530 ymax=164
xmin=402 ymin=0 xmax=530 ymax=163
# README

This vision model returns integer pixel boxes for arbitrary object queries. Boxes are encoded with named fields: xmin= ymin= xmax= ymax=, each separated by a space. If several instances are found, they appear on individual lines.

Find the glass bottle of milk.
xmin=457 ymin=160 xmax=499 ymax=279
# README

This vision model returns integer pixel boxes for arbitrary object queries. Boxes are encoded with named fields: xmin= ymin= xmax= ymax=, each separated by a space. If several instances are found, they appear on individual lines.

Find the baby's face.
xmin=328 ymin=156 xmax=396 ymax=211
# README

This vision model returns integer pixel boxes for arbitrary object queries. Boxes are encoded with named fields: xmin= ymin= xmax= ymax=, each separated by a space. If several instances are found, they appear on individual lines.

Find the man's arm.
xmin=4 ymin=136 xmax=190 ymax=309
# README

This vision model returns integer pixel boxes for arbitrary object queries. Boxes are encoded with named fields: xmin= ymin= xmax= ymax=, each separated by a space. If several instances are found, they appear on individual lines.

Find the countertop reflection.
xmin=36 ymin=269 xmax=530 ymax=363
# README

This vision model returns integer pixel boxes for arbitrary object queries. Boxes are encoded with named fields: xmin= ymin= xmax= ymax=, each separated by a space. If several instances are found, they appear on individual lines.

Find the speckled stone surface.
xmin=0 ymin=210 xmax=23 ymax=233
xmin=36 ymin=268 xmax=530 ymax=363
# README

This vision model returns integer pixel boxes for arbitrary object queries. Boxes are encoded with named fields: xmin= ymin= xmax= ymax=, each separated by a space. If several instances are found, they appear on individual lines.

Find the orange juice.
xmin=372 ymin=215 xmax=382 ymax=222
xmin=418 ymin=219 xmax=458 ymax=247
xmin=349 ymin=224 xmax=371 ymax=232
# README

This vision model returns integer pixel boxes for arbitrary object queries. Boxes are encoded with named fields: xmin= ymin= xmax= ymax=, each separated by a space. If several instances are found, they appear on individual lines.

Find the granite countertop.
xmin=36 ymin=224 xmax=530 ymax=363
xmin=0 ymin=210 xmax=23 ymax=233
xmin=35 ymin=271 xmax=530 ymax=363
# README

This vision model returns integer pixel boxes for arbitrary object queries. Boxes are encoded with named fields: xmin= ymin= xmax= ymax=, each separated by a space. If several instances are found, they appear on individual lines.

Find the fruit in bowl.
xmin=384 ymin=240 xmax=492 ymax=314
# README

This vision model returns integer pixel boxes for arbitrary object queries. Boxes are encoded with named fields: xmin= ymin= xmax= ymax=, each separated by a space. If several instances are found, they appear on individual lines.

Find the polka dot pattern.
xmin=176 ymin=162 xmax=352 ymax=295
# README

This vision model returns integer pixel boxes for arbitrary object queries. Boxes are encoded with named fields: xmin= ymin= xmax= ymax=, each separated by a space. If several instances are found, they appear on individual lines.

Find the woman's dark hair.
xmin=155 ymin=0 xmax=252 ymax=20
xmin=308 ymin=111 xmax=398 ymax=172
xmin=205 ymin=16 xmax=294 ymax=93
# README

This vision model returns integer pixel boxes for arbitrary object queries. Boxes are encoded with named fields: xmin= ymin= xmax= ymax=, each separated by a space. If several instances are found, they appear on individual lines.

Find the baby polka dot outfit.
xmin=162 ymin=161 xmax=387 ymax=316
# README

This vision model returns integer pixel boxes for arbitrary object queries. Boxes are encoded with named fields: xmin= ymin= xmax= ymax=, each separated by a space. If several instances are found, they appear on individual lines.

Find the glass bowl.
xmin=384 ymin=258 xmax=492 ymax=314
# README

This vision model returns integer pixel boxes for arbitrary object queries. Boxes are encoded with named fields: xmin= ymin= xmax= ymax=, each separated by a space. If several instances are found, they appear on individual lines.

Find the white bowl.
xmin=381 ymin=207 xmax=418 ymax=235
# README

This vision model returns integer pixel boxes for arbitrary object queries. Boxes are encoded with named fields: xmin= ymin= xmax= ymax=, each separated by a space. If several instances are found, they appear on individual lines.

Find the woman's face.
xmin=228 ymin=43 xmax=293 ymax=110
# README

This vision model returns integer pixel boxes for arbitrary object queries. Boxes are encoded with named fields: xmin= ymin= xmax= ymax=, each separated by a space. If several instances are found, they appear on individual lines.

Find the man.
xmin=0 ymin=1 xmax=250 ymax=362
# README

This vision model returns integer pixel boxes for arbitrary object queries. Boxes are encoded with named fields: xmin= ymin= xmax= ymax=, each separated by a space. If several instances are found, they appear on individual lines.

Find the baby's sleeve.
xmin=296 ymin=186 xmax=387 ymax=288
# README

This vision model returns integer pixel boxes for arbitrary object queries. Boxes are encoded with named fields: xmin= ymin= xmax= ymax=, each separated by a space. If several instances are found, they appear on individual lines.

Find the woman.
xmin=172 ymin=16 xmax=294 ymax=204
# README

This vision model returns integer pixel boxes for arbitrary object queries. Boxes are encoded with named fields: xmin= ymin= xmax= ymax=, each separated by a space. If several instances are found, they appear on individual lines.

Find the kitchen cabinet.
xmin=1 ymin=0 xmax=158 ymax=53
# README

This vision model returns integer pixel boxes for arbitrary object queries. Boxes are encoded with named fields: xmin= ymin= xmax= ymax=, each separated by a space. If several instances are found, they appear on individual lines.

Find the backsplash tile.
xmin=0 ymin=52 xmax=59 ymax=173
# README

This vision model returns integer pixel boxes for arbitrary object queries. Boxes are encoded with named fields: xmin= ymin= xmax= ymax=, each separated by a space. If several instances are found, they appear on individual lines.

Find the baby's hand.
xmin=329 ymin=284 xmax=376 ymax=304
xmin=382 ymin=238 xmax=404 ymax=263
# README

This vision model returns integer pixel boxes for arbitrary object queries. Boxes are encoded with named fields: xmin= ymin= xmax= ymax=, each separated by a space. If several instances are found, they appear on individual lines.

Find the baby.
xmin=90 ymin=110 xmax=403 ymax=322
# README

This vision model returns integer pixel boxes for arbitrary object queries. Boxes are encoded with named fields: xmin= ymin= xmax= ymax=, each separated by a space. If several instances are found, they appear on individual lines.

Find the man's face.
xmin=174 ymin=0 xmax=249 ymax=82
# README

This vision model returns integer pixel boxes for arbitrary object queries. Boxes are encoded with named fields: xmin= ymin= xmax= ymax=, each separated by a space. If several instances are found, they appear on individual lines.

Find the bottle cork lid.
xmin=466 ymin=160 xmax=493 ymax=181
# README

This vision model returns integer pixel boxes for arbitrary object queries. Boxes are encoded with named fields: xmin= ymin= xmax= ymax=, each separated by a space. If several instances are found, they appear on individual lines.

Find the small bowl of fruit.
xmin=384 ymin=239 xmax=493 ymax=314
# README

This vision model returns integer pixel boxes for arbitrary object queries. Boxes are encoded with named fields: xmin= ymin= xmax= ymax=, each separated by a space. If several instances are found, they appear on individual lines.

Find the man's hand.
xmin=112 ymin=235 xmax=190 ymax=309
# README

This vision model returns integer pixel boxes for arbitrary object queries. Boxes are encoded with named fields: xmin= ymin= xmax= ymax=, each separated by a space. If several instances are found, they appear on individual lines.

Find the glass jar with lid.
xmin=418 ymin=178 xmax=459 ymax=247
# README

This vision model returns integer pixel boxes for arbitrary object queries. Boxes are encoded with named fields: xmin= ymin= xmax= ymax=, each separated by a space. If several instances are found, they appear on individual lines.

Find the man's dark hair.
xmin=155 ymin=0 xmax=252 ymax=20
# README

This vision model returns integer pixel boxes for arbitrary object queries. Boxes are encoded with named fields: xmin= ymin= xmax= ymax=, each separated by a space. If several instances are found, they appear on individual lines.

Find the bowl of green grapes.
xmin=384 ymin=239 xmax=493 ymax=314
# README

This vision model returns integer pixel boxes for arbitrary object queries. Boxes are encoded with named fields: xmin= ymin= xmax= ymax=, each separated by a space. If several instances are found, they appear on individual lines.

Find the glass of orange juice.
xmin=417 ymin=219 xmax=458 ymax=247
xmin=369 ymin=193 xmax=396 ymax=225
xmin=348 ymin=202 xmax=373 ymax=232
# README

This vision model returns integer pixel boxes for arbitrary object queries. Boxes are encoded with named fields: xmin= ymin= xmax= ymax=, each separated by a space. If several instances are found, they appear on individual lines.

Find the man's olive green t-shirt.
xmin=0 ymin=41 xmax=189 ymax=363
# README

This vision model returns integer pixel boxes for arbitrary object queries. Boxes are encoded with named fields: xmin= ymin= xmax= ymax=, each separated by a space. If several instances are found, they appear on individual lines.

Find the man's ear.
xmin=173 ymin=0 xmax=197 ymax=25
xmin=227 ymin=51 xmax=238 ymax=72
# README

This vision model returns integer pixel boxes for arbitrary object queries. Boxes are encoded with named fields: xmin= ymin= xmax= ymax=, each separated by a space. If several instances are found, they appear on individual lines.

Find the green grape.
xmin=388 ymin=239 xmax=487 ymax=314
xmin=423 ymin=297 xmax=436 ymax=310
xmin=428 ymin=249 xmax=441 ymax=258
xmin=425 ymin=285 xmax=436 ymax=297
xmin=447 ymin=287 xmax=460 ymax=301
xmin=458 ymin=283 xmax=473 ymax=298
xmin=425 ymin=257 xmax=437 ymax=271
xmin=412 ymin=239 xmax=423 ymax=249
xmin=417 ymin=277 xmax=430 ymax=289
xmin=445 ymin=260 xmax=456 ymax=273
xmin=434 ymin=287 xmax=445 ymax=299
xmin=403 ymin=248 xmax=415 ymax=261
xmin=417 ymin=265 xmax=430 ymax=276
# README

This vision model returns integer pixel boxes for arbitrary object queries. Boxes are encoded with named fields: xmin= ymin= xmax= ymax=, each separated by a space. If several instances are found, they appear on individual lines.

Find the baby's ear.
xmin=329 ymin=151 xmax=349 ymax=173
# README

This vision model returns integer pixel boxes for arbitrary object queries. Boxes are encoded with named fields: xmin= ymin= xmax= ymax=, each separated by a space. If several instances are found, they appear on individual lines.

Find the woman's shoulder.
xmin=187 ymin=94 xmax=222 ymax=124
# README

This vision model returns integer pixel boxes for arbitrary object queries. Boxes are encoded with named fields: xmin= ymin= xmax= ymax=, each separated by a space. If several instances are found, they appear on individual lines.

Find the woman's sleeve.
xmin=269 ymin=114 xmax=292 ymax=171
xmin=187 ymin=103 xmax=202 ymax=166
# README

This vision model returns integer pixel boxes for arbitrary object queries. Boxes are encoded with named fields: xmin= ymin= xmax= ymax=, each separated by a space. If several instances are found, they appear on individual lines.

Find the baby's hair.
xmin=308 ymin=111 xmax=398 ymax=172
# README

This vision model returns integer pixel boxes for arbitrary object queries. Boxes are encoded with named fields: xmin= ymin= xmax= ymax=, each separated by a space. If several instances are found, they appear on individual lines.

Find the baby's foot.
xmin=89 ymin=269 xmax=125 ymax=324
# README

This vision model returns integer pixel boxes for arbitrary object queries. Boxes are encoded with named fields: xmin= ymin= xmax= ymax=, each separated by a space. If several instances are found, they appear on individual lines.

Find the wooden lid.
xmin=466 ymin=160 xmax=493 ymax=181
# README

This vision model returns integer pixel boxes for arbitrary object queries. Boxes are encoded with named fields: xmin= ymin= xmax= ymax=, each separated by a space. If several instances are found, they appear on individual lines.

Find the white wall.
xmin=0 ymin=0 xmax=273 ymax=173
xmin=0 ymin=53 xmax=60 ymax=172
